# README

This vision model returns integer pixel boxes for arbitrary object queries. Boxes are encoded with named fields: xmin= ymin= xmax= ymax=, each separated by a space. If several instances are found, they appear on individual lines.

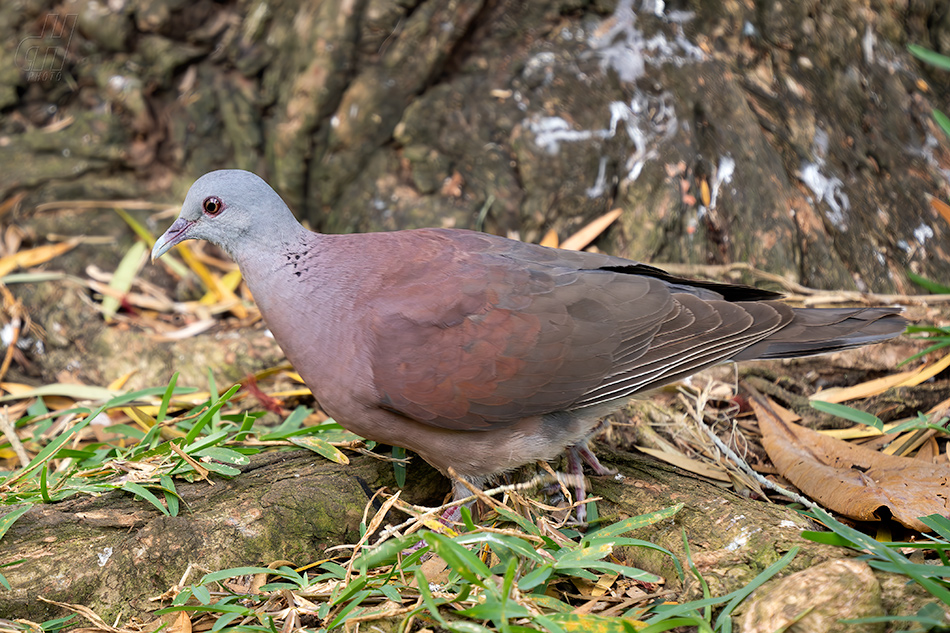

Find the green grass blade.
xmin=392 ymin=445 xmax=407 ymax=487
xmin=584 ymin=504 xmax=684 ymax=542
xmin=934 ymin=109 xmax=950 ymax=140
xmin=810 ymin=400 xmax=882 ymax=430
xmin=423 ymin=532 xmax=491 ymax=587
xmin=39 ymin=463 xmax=51 ymax=502
xmin=160 ymin=475 xmax=180 ymax=517
xmin=906 ymin=270 xmax=950 ymax=294
xmin=122 ymin=482 xmax=169 ymax=516
xmin=198 ymin=566 xmax=279 ymax=584
xmin=909 ymin=44 xmax=950 ymax=70
xmin=101 ymin=240 xmax=147 ymax=321
xmin=156 ymin=372 xmax=179 ymax=425
xmin=0 ymin=506 xmax=31 ymax=541
xmin=183 ymin=384 xmax=241 ymax=445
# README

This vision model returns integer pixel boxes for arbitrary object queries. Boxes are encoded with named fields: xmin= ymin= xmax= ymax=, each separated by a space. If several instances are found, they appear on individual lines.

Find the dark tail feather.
xmin=732 ymin=307 xmax=906 ymax=360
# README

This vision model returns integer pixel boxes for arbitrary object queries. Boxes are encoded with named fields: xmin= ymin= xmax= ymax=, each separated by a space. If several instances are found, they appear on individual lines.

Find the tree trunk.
xmin=1 ymin=0 xmax=948 ymax=292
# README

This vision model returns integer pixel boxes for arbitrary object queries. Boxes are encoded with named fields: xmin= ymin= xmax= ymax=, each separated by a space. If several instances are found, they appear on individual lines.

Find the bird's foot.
xmin=565 ymin=440 xmax=618 ymax=525
xmin=573 ymin=442 xmax=617 ymax=477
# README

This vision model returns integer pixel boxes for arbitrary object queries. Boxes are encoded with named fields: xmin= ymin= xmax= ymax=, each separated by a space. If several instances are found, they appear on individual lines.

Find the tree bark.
xmin=0 ymin=0 xmax=948 ymax=292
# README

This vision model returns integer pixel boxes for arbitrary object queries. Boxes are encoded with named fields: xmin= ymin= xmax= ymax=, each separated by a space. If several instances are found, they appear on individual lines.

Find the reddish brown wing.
xmin=364 ymin=230 xmax=898 ymax=432
xmin=367 ymin=231 xmax=680 ymax=430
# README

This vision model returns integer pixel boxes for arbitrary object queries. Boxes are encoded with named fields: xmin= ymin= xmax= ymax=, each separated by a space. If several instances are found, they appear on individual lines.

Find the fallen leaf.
xmin=0 ymin=382 xmax=119 ymax=402
xmin=177 ymin=242 xmax=247 ymax=318
xmin=809 ymin=369 xmax=918 ymax=404
xmin=289 ymin=436 xmax=350 ymax=465
xmin=540 ymin=228 xmax=559 ymax=248
xmin=0 ymin=240 xmax=79 ymax=277
xmin=753 ymin=396 xmax=950 ymax=531
xmin=150 ymin=319 xmax=216 ymax=341
xmin=167 ymin=611 xmax=192 ymax=633
xmin=100 ymin=241 xmax=148 ymax=321
xmin=636 ymin=445 xmax=730 ymax=482
xmin=560 ymin=209 xmax=623 ymax=251
xmin=930 ymin=195 xmax=950 ymax=227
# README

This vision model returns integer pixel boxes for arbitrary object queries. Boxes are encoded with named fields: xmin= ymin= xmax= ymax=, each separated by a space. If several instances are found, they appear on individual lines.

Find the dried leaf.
xmin=114 ymin=207 xmax=155 ymax=245
xmin=809 ymin=369 xmax=918 ymax=404
xmin=811 ymin=352 xmax=950 ymax=403
xmin=753 ymin=396 xmax=950 ymax=531
xmin=177 ymin=242 xmax=247 ymax=318
xmin=0 ymin=191 xmax=27 ymax=218
xmin=101 ymin=241 xmax=148 ymax=321
xmin=930 ymin=195 xmax=950 ymax=227
xmin=560 ymin=209 xmax=622 ymax=251
xmin=167 ymin=611 xmax=192 ymax=633
xmin=896 ymin=351 xmax=950 ymax=387
xmin=636 ymin=445 xmax=730 ymax=482
xmin=540 ymin=228 xmax=559 ymax=248
xmin=107 ymin=371 xmax=137 ymax=391
xmin=0 ymin=240 xmax=79 ymax=277
xmin=86 ymin=279 xmax=176 ymax=312
xmin=0 ymin=382 xmax=119 ymax=402
xmin=150 ymin=319 xmax=216 ymax=341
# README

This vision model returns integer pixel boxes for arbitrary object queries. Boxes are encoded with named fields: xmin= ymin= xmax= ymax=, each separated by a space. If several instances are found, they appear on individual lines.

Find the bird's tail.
xmin=732 ymin=306 xmax=906 ymax=360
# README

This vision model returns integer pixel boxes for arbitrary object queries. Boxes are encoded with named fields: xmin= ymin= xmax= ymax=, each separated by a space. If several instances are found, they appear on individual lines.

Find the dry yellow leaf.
xmin=0 ymin=240 xmax=78 ymax=278
xmin=107 ymin=371 xmax=137 ymax=391
xmin=810 ymin=369 xmax=918 ymax=403
xmin=896 ymin=351 xmax=950 ymax=387
xmin=540 ymin=228 xmax=559 ymax=248
xmin=930 ymin=195 xmax=950 ymax=226
xmin=636 ymin=445 xmax=730 ymax=482
xmin=560 ymin=209 xmax=622 ymax=251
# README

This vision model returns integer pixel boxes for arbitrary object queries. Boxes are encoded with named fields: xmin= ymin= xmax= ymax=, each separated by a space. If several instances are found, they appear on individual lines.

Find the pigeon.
xmin=152 ymin=170 xmax=906 ymax=517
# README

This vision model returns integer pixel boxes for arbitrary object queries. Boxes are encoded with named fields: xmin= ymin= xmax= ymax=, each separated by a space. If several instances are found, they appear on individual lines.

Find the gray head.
xmin=151 ymin=170 xmax=300 ymax=261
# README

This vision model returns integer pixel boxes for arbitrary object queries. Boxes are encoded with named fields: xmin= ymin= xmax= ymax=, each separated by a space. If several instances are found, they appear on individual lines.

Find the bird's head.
xmin=151 ymin=169 xmax=296 ymax=261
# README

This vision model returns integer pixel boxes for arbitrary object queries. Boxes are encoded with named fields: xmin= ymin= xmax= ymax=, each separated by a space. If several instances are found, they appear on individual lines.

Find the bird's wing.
xmin=366 ymin=230 xmax=791 ymax=431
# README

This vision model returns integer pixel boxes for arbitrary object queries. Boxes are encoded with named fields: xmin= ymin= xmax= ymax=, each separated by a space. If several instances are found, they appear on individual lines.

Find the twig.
xmin=0 ymin=405 xmax=29 ymax=467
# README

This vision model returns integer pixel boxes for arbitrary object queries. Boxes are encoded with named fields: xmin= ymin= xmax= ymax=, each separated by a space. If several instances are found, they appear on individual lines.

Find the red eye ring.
xmin=203 ymin=196 xmax=224 ymax=216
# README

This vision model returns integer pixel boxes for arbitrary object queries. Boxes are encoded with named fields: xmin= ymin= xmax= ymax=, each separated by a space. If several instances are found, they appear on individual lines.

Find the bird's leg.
xmin=574 ymin=419 xmax=617 ymax=476
xmin=565 ymin=421 xmax=619 ymax=524
xmin=566 ymin=444 xmax=590 ymax=524
xmin=401 ymin=481 xmax=470 ymax=555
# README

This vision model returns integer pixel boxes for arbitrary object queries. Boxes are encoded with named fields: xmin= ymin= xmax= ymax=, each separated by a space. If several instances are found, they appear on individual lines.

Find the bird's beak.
xmin=151 ymin=217 xmax=196 ymax=261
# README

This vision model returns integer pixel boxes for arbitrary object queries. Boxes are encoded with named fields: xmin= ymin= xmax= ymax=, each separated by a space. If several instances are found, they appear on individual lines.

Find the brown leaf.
xmin=0 ymin=239 xmax=79 ymax=277
xmin=752 ymin=396 xmax=950 ymax=531
xmin=167 ymin=611 xmax=192 ymax=633
xmin=930 ymin=195 xmax=950 ymax=227
xmin=560 ymin=208 xmax=622 ymax=251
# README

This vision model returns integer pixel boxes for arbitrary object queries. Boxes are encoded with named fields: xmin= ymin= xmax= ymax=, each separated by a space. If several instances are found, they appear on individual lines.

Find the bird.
xmin=151 ymin=169 xmax=906 ymax=519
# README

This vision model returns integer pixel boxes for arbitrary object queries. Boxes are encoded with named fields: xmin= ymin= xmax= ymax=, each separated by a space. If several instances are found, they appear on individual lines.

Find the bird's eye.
xmin=202 ymin=196 xmax=224 ymax=216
